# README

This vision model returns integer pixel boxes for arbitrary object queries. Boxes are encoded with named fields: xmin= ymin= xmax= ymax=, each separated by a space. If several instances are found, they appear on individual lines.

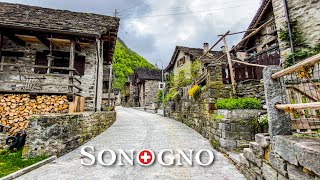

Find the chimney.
xmin=203 ymin=43 xmax=209 ymax=53
xmin=221 ymin=46 xmax=226 ymax=52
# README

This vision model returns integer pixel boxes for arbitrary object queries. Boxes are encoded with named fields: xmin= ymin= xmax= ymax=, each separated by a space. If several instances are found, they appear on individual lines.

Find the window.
xmin=177 ymin=57 xmax=186 ymax=67
xmin=34 ymin=51 xmax=85 ymax=75
xmin=103 ymin=81 xmax=109 ymax=93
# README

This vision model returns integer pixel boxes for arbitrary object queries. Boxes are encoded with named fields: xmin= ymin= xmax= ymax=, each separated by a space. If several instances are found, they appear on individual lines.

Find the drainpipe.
xmin=283 ymin=0 xmax=295 ymax=64
xmin=94 ymin=39 xmax=101 ymax=112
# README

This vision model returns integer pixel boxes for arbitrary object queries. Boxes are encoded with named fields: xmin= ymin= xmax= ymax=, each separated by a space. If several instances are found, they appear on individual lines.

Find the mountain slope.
xmin=112 ymin=39 xmax=156 ymax=90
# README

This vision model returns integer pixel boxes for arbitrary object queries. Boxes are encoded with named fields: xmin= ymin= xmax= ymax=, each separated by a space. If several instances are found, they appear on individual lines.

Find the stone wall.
xmin=237 ymin=134 xmax=320 ymax=180
xmin=0 ymin=36 xmax=100 ymax=111
xmin=144 ymin=80 xmax=160 ymax=107
xmin=0 ymin=133 xmax=6 ymax=150
xmin=272 ymin=0 xmax=320 ymax=61
xmin=23 ymin=111 xmax=116 ymax=157
xmin=236 ymin=80 xmax=266 ymax=105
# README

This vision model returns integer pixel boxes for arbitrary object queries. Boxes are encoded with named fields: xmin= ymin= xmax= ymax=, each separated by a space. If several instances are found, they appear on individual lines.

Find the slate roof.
xmin=133 ymin=68 xmax=162 ymax=83
xmin=0 ymin=2 xmax=120 ymax=37
xmin=165 ymin=46 xmax=228 ymax=72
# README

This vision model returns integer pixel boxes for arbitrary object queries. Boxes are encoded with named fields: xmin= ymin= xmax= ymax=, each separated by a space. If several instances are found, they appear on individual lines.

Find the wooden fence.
xmin=272 ymin=53 xmax=320 ymax=133
xmin=222 ymin=47 xmax=280 ymax=84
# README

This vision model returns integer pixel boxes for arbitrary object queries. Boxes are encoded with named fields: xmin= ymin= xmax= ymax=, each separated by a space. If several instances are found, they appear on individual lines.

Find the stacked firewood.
xmin=0 ymin=94 xmax=69 ymax=135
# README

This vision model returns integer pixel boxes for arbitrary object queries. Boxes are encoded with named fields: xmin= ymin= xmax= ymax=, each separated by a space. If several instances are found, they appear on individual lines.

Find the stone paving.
xmin=18 ymin=107 xmax=245 ymax=180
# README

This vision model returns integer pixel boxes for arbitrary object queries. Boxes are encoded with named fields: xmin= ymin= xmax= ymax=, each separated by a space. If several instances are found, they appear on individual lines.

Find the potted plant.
xmin=258 ymin=114 xmax=268 ymax=133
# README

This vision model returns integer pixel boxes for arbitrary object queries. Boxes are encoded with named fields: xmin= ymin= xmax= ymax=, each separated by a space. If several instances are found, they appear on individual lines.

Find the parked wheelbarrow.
xmin=0 ymin=124 xmax=27 ymax=150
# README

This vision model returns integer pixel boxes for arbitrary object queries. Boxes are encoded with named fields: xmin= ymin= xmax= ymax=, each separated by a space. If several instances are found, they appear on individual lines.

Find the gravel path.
xmin=18 ymin=107 xmax=245 ymax=180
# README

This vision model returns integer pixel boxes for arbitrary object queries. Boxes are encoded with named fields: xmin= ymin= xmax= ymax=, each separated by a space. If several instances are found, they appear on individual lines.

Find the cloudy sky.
xmin=1 ymin=0 xmax=262 ymax=67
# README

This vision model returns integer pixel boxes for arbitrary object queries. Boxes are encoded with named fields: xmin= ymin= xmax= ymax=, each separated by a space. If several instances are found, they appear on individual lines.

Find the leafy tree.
xmin=112 ymin=40 xmax=156 ymax=91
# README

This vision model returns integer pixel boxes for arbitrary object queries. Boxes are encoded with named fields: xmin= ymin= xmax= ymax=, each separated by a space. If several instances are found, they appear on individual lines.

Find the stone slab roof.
xmin=165 ymin=46 xmax=228 ymax=72
xmin=0 ymin=2 xmax=120 ymax=37
xmin=134 ymin=68 xmax=162 ymax=83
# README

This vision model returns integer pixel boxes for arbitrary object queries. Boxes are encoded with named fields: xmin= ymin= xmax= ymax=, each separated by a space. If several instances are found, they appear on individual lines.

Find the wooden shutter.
xmin=35 ymin=52 xmax=48 ymax=74
xmin=75 ymin=55 xmax=85 ymax=76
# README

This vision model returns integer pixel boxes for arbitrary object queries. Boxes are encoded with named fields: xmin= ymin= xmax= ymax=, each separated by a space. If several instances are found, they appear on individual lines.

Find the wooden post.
xmin=69 ymin=40 xmax=75 ymax=94
xmin=223 ymin=37 xmax=236 ymax=94
xmin=0 ymin=33 xmax=3 ymax=72
xmin=108 ymin=64 xmax=113 ymax=107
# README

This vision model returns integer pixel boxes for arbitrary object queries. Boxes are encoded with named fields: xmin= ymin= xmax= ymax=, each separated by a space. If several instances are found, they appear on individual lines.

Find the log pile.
xmin=0 ymin=94 xmax=69 ymax=135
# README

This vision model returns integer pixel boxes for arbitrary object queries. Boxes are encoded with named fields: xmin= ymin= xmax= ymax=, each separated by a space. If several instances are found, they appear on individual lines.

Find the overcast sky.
xmin=1 ymin=0 xmax=262 ymax=67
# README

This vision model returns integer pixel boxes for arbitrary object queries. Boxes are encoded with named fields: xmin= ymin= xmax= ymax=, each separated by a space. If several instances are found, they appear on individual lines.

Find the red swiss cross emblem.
xmin=137 ymin=149 xmax=155 ymax=166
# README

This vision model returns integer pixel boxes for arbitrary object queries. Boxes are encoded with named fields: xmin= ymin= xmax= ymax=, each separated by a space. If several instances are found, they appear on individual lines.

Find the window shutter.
xmin=75 ymin=56 xmax=85 ymax=76
xmin=35 ymin=52 xmax=48 ymax=74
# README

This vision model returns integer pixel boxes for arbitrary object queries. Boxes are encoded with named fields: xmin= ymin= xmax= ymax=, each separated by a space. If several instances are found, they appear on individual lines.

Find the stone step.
xmin=228 ymin=152 xmax=241 ymax=165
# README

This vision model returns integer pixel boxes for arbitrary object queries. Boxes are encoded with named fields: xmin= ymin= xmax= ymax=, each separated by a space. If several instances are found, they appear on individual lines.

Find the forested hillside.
xmin=112 ymin=39 xmax=156 ymax=90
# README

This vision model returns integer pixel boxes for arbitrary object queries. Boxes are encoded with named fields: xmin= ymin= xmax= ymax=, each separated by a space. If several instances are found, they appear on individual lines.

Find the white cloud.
xmin=1 ymin=0 xmax=261 ymax=66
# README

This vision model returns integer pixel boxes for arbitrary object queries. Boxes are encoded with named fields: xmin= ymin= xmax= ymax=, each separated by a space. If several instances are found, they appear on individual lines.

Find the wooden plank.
xmin=272 ymin=53 xmax=320 ymax=79
xmin=199 ymin=31 xmax=230 ymax=60
xmin=223 ymin=37 xmax=236 ymax=94
xmin=4 ymin=33 xmax=26 ymax=46
xmin=291 ymin=119 xmax=320 ymax=130
xmin=79 ymin=96 xmax=85 ymax=112
xmin=69 ymin=40 xmax=75 ymax=93
xmin=231 ymin=59 xmax=267 ymax=68
xmin=0 ymin=62 xmax=75 ymax=71
xmin=0 ymin=33 xmax=2 ymax=71
xmin=35 ymin=35 xmax=51 ymax=48
xmin=275 ymin=102 xmax=320 ymax=111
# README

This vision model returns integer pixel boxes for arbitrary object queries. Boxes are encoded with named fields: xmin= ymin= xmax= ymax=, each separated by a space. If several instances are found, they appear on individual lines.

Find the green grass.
xmin=215 ymin=98 xmax=261 ymax=110
xmin=0 ymin=150 xmax=48 ymax=178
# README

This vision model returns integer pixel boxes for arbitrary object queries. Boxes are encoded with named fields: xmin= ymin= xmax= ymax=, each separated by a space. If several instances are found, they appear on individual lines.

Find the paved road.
xmin=18 ymin=107 xmax=245 ymax=180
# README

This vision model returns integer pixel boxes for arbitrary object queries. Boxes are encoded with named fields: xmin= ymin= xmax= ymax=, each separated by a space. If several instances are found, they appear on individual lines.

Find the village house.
xmin=123 ymin=75 xmax=137 ymax=107
xmin=133 ymin=68 xmax=162 ymax=108
xmin=165 ymin=44 xmax=227 ymax=86
xmin=0 ymin=2 xmax=119 ymax=135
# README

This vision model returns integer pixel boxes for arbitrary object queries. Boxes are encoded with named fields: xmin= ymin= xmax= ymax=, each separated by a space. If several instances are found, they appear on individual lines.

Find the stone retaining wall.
xmin=237 ymin=134 xmax=320 ymax=180
xmin=22 ymin=111 xmax=116 ymax=157
xmin=168 ymin=106 xmax=263 ymax=151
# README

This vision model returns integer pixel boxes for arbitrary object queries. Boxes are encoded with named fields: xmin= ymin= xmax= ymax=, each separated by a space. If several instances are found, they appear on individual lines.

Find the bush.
xmin=215 ymin=98 xmax=261 ymax=110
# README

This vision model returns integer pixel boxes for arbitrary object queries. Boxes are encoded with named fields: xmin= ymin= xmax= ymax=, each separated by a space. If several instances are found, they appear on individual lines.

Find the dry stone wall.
xmin=237 ymin=134 xmax=320 ymax=180
xmin=23 ymin=111 xmax=116 ymax=157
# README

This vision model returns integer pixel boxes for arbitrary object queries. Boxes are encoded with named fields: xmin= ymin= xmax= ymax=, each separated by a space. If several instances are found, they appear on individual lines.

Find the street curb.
xmin=0 ymin=156 xmax=57 ymax=180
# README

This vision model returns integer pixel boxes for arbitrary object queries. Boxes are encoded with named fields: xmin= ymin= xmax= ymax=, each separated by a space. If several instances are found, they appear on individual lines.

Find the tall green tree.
xmin=112 ymin=40 xmax=156 ymax=90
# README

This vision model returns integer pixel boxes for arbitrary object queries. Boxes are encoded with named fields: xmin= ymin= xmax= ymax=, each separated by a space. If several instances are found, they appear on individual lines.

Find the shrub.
xmin=215 ymin=98 xmax=261 ymax=110
xmin=188 ymin=85 xmax=201 ymax=98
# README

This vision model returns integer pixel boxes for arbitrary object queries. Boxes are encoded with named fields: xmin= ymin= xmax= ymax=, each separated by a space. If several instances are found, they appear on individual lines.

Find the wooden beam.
xmin=223 ymin=37 xmax=236 ymax=94
xmin=199 ymin=31 xmax=230 ymax=60
xmin=4 ymin=33 xmax=26 ymax=46
xmin=275 ymin=102 xmax=320 ymax=111
xmin=272 ymin=53 xmax=320 ymax=79
xmin=35 ymin=35 xmax=51 ymax=48
xmin=218 ymin=29 xmax=256 ymax=37
xmin=108 ymin=64 xmax=113 ymax=107
xmin=0 ymin=33 xmax=2 ymax=71
xmin=231 ymin=59 xmax=267 ymax=68
xmin=69 ymin=40 xmax=76 ymax=93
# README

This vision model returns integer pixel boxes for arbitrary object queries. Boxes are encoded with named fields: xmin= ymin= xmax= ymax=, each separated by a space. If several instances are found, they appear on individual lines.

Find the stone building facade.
xmin=0 ymin=2 xmax=119 ymax=111
xmin=133 ymin=68 xmax=162 ymax=107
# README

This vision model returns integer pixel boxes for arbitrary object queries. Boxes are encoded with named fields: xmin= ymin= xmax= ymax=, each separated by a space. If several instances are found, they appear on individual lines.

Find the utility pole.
xmin=114 ymin=9 xmax=119 ymax=17
xmin=161 ymin=59 xmax=165 ymax=117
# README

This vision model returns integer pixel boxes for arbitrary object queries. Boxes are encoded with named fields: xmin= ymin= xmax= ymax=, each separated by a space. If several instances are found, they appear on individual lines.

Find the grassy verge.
xmin=0 ymin=150 xmax=48 ymax=178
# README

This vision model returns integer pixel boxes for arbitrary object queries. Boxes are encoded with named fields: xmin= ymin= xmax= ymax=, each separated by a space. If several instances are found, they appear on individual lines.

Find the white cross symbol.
xmin=141 ymin=152 xmax=151 ymax=163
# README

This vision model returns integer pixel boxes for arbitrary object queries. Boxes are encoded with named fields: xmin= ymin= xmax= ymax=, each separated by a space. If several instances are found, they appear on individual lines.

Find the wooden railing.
xmin=0 ymin=63 xmax=82 ymax=94
xmin=271 ymin=53 xmax=320 ymax=133
xmin=222 ymin=46 xmax=280 ymax=84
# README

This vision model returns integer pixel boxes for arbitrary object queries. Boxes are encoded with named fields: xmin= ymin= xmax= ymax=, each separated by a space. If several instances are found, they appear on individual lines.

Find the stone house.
xmin=237 ymin=0 xmax=320 ymax=64
xmin=133 ymin=68 xmax=162 ymax=107
xmin=123 ymin=75 xmax=137 ymax=107
xmin=0 ymin=2 xmax=119 ymax=113
xmin=238 ymin=0 xmax=278 ymax=57
xmin=165 ymin=44 xmax=227 ymax=86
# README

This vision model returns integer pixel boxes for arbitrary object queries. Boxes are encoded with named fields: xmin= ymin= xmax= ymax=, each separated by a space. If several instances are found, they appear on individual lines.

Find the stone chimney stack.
xmin=203 ymin=43 xmax=209 ymax=53
xmin=221 ymin=46 xmax=226 ymax=52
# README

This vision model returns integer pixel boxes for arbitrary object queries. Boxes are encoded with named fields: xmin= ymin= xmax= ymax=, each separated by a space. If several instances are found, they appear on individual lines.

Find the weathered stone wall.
xmin=144 ymin=80 xmax=160 ymax=107
xmin=272 ymin=0 xmax=320 ymax=61
xmin=173 ymin=51 xmax=192 ymax=79
xmin=0 ymin=37 xmax=99 ymax=111
xmin=237 ymin=134 xmax=320 ymax=180
xmin=168 ymin=97 xmax=263 ymax=151
xmin=0 ymin=133 xmax=6 ymax=150
xmin=23 ymin=111 xmax=116 ymax=157
xmin=236 ymin=80 xmax=266 ymax=105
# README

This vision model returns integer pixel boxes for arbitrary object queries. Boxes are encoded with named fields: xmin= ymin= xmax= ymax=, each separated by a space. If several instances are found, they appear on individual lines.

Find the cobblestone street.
xmin=18 ymin=107 xmax=245 ymax=179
